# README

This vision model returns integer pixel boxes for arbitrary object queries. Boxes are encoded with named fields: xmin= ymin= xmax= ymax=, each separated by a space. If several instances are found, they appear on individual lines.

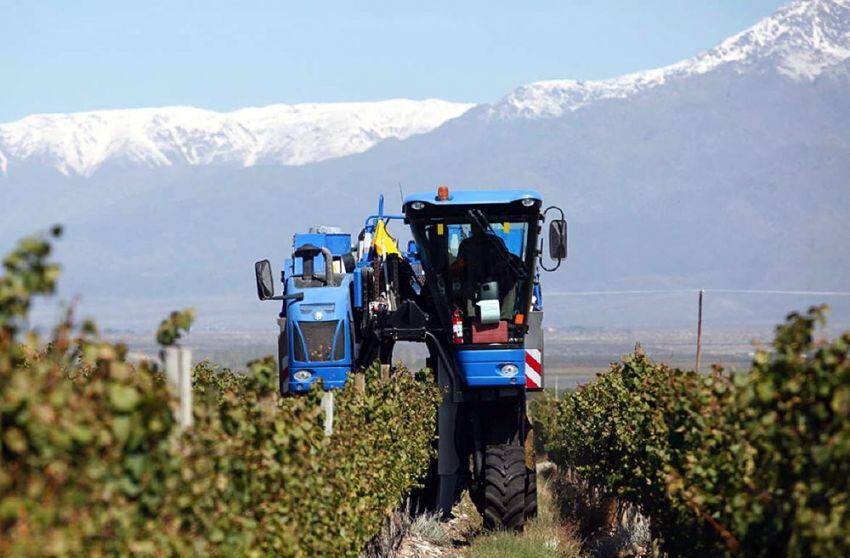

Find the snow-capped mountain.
xmin=491 ymin=0 xmax=850 ymax=118
xmin=2 ymin=0 xmax=846 ymax=178
xmin=0 ymin=99 xmax=474 ymax=177
xmin=2 ymin=0 xmax=849 ymax=331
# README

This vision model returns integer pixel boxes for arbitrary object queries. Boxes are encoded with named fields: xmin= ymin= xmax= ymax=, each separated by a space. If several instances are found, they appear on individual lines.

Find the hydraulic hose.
xmin=424 ymin=331 xmax=462 ymax=401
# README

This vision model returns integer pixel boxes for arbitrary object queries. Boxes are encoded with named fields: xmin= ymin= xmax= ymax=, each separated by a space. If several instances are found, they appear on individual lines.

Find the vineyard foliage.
xmin=0 ymin=229 xmax=440 ymax=557
xmin=537 ymin=307 xmax=850 ymax=557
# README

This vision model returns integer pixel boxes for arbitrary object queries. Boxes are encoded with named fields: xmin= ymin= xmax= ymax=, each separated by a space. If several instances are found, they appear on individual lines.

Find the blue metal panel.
xmin=289 ymin=365 xmax=350 ymax=392
xmin=293 ymin=233 xmax=351 ymax=256
xmin=291 ymin=232 xmax=352 ymax=276
xmin=353 ymin=268 xmax=363 ymax=308
xmin=287 ymin=315 xmax=351 ymax=392
xmin=404 ymin=189 xmax=541 ymax=206
xmin=455 ymin=348 xmax=526 ymax=387
xmin=284 ymin=272 xmax=354 ymax=392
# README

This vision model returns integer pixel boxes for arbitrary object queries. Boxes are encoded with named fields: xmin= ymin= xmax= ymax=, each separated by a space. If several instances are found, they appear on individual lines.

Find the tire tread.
xmin=482 ymin=445 xmax=527 ymax=531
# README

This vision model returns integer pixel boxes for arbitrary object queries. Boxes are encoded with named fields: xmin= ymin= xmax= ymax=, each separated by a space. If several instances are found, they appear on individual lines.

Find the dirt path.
xmin=396 ymin=463 xmax=583 ymax=558
xmin=396 ymin=492 xmax=481 ymax=557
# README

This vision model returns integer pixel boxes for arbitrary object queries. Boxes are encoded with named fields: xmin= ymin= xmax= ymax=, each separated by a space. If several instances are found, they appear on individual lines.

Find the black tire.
xmin=483 ymin=444 xmax=527 ymax=531
xmin=525 ymin=466 xmax=538 ymax=520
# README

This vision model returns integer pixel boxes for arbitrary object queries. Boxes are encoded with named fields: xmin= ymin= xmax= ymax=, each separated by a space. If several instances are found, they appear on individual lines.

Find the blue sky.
xmin=1 ymin=0 xmax=786 ymax=122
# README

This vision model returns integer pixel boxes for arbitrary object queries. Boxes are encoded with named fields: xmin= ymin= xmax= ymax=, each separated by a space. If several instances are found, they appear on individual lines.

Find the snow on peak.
xmin=0 ymin=99 xmax=474 ymax=177
xmin=493 ymin=0 xmax=850 ymax=119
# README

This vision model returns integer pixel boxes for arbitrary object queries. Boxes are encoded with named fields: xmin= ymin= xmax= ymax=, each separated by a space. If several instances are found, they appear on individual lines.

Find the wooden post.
xmin=163 ymin=346 xmax=193 ymax=429
xmin=354 ymin=373 xmax=366 ymax=394
xmin=695 ymin=289 xmax=704 ymax=373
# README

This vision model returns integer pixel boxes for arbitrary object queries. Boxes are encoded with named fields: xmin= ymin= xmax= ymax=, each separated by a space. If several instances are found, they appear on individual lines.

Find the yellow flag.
xmin=373 ymin=219 xmax=400 ymax=257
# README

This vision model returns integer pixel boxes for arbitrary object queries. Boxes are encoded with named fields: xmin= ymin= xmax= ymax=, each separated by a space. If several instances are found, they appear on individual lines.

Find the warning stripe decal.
xmin=525 ymin=349 xmax=542 ymax=389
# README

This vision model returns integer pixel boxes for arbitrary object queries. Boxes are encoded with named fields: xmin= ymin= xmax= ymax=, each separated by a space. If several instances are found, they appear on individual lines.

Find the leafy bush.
xmin=0 ymin=230 xmax=440 ymax=557
xmin=155 ymin=309 xmax=197 ymax=347
xmin=1 ymin=228 xmax=179 ymax=556
xmin=164 ymin=359 xmax=439 ymax=557
xmin=540 ymin=307 xmax=850 ymax=557
xmin=528 ymin=391 xmax=560 ymax=455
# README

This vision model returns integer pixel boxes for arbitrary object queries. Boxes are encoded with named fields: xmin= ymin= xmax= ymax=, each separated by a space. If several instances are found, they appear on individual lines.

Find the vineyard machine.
xmin=255 ymin=186 xmax=567 ymax=530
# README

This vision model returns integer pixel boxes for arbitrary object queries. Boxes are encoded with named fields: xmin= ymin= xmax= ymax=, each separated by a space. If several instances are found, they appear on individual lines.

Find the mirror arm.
xmin=263 ymin=292 xmax=305 ymax=302
xmin=539 ymin=257 xmax=562 ymax=273
xmin=543 ymin=205 xmax=565 ymax=222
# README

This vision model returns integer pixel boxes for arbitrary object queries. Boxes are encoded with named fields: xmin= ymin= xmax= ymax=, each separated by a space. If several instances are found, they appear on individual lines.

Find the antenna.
xmin=398 ymin=182 xmax=404 ymax=204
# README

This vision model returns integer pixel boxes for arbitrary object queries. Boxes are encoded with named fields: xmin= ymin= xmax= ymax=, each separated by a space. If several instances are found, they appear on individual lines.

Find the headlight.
xmin=499 ymin=363 xmax=520 ymax=377
xmin=293 ymin=369 xmax=312 ymax=381
xmin=411 ymin=201 xmax=425 ymax=210
xmin=521 ymin=198 xmax=535 ymax=207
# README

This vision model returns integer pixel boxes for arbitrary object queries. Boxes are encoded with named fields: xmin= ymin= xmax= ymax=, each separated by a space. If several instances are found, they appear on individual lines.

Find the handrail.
xmin=363 ymin=214 xmax=405 ymax=230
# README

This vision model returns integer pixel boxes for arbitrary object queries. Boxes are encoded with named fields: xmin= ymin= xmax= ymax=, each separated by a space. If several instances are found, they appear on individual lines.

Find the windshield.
xmin=411 ymin=214 xmax=536 ymax=346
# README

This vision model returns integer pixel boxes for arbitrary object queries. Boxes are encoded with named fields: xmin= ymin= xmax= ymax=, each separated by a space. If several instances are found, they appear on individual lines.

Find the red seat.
xmin=471 ymin=321 xmax=508 ymax=344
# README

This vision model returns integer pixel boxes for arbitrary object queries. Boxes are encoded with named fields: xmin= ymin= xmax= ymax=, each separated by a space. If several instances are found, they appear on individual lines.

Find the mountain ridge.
xmin=490 ymin=0 xmax=850 ymax=118
xmin=2 ymin=0 xmax=849 ymax=330
xmin=3 ymin=0 xmax=849 ymax=178
xmin=0 ymin=99 xmax=474 ymax=177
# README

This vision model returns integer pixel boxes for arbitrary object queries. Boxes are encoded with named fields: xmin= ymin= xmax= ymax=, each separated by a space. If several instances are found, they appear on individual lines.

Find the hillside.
xmin=2 ymin=0 xmax=848 ymax=331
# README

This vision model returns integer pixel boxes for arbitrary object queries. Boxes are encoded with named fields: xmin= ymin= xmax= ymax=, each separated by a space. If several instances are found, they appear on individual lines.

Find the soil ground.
xmin=396 ymin=463 xmax=584 ymax=558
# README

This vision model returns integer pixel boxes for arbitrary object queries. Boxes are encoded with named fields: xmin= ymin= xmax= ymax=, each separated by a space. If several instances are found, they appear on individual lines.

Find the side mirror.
xmin=549 ymin=219 xmax=567 ymax=260
xmin=255 ymin=259 xmax=275 ymax=300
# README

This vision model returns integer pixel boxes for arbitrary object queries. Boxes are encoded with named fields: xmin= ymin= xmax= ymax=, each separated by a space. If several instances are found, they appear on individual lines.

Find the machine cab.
xmin=404 ymin=189 xmax=544 ymax=387
xmin=279 ymin=228 xmax=355 ymax=393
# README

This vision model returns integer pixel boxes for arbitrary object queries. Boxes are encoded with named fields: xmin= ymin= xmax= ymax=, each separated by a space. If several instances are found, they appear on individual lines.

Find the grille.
xmin=297 ymin=321 xmax=340 ymax=362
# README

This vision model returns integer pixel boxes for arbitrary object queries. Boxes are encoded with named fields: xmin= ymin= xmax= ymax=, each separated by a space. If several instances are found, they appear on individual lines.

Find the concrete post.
xmin=322 ymin=391 xmax=334 ymax=436
xmin=163 ymin=346 xmax=193 ymax=429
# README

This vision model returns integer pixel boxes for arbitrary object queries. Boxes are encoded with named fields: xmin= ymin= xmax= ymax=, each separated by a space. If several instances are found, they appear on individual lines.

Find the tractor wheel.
xmin=525 ymin=466 xmax=538 ymax=520
xmin=482 ymin=444 xmax=527 ymax=531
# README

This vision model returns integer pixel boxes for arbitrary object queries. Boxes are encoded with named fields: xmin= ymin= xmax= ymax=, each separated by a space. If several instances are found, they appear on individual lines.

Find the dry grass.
xmin=464 ymin=477 xmax=584 ymax=558
xmin=409 ymin=512 xmax=452 ymax=546
xmin=548 ymin=466 xmax=655 ymax=557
